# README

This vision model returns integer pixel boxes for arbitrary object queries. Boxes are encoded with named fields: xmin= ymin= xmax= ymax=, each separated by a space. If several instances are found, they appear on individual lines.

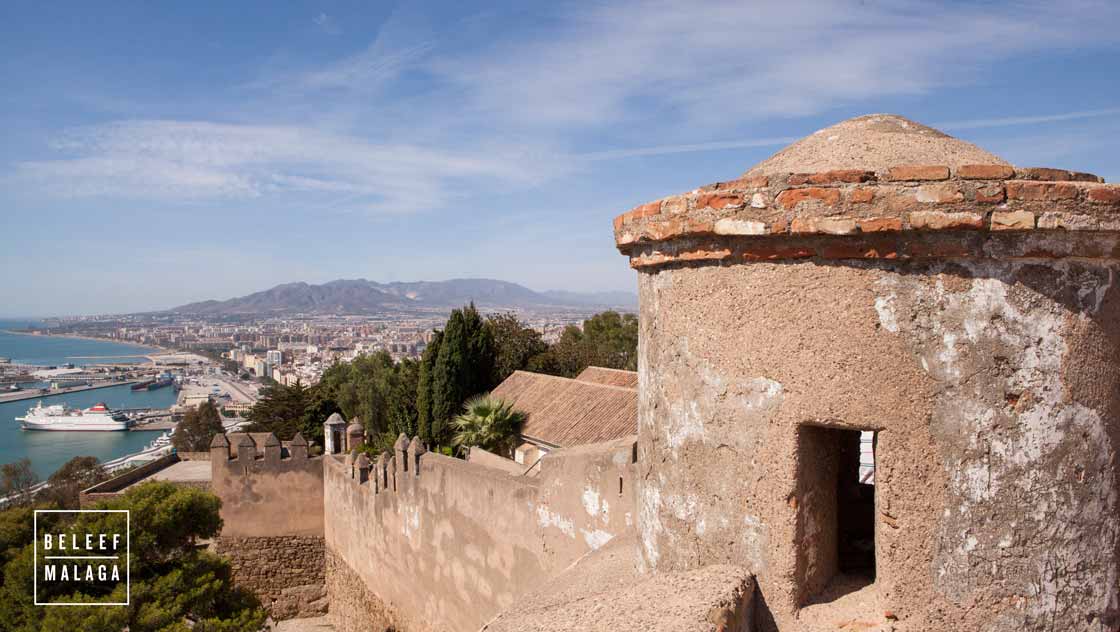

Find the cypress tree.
xmin=416 ymin=329 xmax=442 ymax=444
xmin=430 ymin=310 xmax=465 ymax=444
xmin=430 ymin=304 xmax=495 ymax=446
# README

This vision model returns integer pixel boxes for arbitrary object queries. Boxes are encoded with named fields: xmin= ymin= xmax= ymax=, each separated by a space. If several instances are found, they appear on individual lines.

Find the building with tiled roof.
xmin=574 ymin=365 xmax=640 ymax=389
xmin=490 ymin=368 xmax=637 ymax=465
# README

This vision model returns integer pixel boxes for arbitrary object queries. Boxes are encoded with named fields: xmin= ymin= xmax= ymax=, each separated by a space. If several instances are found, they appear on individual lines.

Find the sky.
xmin=1 ymin=0 xmax=1119 ymax=317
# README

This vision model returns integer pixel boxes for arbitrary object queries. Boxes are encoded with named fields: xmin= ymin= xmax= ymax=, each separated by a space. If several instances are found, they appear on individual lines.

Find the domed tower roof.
xmin=743 ymin=114 xmax=1009 ymax=178
xmin=612 ymin=113 xmax=1116 ymax=270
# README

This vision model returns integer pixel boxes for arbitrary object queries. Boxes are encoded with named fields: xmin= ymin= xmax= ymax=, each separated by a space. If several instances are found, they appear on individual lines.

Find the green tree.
xmin=246 ymin=382 xmax=311 ymax=440
xmin=528 ymin=324 xmax=589 ymax=377
xmin=0 ymin=459 xmax=38 ymax=508
xmin=172 ymin=401 xmax=224 ymax=452
xmin=42 ymin=456 xmax=106 ymax=509
xmin=451 ymin=395 xmax=526 ymax=457
xmin=415 ymin=330 xmax=442 ymax=445
xmin=582 ymin=310 xmax=639 ymax=371
xmin=0 ymin=482 xmax=264 ymax=632
xmin=0 ymin=506 xmax=33 ymax=569
xmin=430 ymin=304 xmax=495 ymax=445
xmin=298 ymin=386 xmax=340 ymax=445
xmin=386 ymin=358 xmax=419 ymax=439
xmin=349 ymin=351 xmax=395 ymax=436
xmin=525 ymin=311 xmax=639 ymax=378
xmin=487 ymin=313 xmax=548 ymax=383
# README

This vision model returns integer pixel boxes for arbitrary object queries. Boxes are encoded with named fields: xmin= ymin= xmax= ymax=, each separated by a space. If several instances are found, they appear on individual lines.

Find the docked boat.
xmin=15 ymin=401 xmax=131 ymax=431
xmin=146 ymin=431 xmax=173 ymax=451
xmin=148 ymin=376 xmax=174 ymax=390
xmin=131 ymin=379 xmax=155 ymax=391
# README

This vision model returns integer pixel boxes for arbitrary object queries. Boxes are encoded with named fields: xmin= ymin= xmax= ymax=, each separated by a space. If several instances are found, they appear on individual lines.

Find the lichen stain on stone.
xmin=580 ymin=528 xmax=614 ymax=550
xmin=880 ymin=260 xmax=1120 ymax=621
xmin=536 ymin=505 xmax=575 ymax=538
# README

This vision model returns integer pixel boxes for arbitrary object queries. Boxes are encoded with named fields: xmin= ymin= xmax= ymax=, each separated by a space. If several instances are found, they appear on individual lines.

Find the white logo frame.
xmin=33 ymin=509 xmax=130 ymax=606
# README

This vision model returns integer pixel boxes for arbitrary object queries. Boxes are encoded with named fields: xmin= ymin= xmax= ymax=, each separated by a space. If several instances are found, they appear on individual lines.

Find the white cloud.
xmin=8 ymin=0 xmax=1120 ymax=212
xmin=936 ymin=108 xmax=1120 ymax=131
xmin=436 ymin=0 xmax=1120 ymax=131
xmin=9 ymin=120 xmax=555 ymax=213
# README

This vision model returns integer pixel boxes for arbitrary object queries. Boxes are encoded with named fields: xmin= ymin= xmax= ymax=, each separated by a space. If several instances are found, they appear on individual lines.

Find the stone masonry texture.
xmin=216 ymin=535 xmax=327 ymax=620
xmin=325 ymin=548 xmax=400 ymax=632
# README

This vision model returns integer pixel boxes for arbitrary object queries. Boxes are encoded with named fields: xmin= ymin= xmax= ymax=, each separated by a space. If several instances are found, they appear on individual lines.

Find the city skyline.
xmin=3 ymin=0 xmax=1120 ymax=316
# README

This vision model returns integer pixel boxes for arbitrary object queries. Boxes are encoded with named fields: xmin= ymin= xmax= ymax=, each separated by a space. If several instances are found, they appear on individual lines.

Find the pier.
xmin=121 ymin=407 xmax=180 ymax=430
xmin=0 ymin=379 xmax=140 ymax=404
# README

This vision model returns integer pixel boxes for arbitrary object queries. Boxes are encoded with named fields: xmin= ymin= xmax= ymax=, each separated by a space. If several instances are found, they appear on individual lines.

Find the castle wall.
xmin=324 ymin=436 xmax=636 ymax=632
xmin=210 ymin=437 xmax=326 ymax=619
xmin=215 ymin=535 xmax=327 ymax=619
xmin=636 ymin=257 xmax=1120 ymax=631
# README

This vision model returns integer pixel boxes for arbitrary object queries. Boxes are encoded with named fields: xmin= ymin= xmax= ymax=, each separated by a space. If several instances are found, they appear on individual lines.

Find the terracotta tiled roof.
xmin=491 ymin=370 xmax=637 ymax=448
xmin=575 ymin=366 xmax=639 ymax=389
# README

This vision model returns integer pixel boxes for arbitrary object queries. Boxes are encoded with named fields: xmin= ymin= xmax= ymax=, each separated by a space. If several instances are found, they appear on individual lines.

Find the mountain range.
xmin=169 ymin=279 xmax=637 ymax=315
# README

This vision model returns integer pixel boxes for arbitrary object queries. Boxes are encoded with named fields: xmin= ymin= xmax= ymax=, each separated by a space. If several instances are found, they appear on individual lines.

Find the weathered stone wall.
xmin=325 ymin=548 xmax=400 ymax=632
xmin=323 ymin=436 xmax=636 ymax=632
xmin=210 ymin=437 xmax=324 ymax=538
xmin=215 ymin=535 xmax=327 ymax=619
xmin=635 ymin=257 xmax=1120 ymax=631
xmin=209 ymin=434 xmax=326 ymax=619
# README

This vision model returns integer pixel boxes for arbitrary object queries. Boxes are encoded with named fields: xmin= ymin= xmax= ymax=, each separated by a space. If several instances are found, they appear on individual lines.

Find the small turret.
xmin=323 ymin=412 xmax=346 ymax=454
xmin=346 ymin=420 xmax=365 ymax=452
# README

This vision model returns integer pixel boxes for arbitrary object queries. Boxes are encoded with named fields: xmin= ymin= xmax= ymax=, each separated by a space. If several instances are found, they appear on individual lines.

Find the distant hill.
xmin=169 ymin=279 xmax=637 ymax=315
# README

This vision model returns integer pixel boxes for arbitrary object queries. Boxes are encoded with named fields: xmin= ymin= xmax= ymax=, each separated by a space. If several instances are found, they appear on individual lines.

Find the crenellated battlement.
xmin=209 ymin=431 xmax=316 ymax=467
xmin=340 ymin=434 xmax=428 ymax=495
xmin=323 ymin=429 xmax=637 ymax=632
xmin=209 ymin=431 xmax=324 ymax=539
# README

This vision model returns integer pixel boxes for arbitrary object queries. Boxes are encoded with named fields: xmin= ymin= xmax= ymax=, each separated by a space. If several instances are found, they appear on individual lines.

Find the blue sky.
xmin=2 ymin=0 xmax=1119 ymax=316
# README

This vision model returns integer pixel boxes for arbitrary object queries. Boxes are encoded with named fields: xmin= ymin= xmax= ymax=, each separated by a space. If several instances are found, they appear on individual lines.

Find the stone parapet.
xmin=614 ymin=164 xmax=1120 ymax=270
xmin=324 ymin=434 xmax=637 ymax=632
xmin=209 ymin=432 xmax=324 ymax=537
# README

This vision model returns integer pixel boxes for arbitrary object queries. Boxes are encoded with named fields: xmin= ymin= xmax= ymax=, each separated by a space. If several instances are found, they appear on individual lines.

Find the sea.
xmin=0 ymin=319 xmax=177 ymax=478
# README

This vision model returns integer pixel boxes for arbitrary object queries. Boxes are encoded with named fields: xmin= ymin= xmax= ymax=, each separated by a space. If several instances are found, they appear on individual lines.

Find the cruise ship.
xmin=15 ymin=401 xmax=131 ymax=431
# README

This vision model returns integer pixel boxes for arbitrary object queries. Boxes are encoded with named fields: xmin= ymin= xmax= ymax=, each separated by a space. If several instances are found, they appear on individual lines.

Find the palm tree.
xmin=451 ymin=395 xmax=526 ymax=457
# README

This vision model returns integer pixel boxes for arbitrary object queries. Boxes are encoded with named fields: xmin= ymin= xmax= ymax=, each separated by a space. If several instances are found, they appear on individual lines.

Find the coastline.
xmin=0 ymin=329 xmax=169 ymax=356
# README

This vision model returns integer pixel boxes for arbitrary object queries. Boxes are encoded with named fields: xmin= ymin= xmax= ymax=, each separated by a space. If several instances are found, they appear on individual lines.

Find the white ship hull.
xmin=18 ymin=418 xmax=130 ymax=431
xmin=16 ymin=401 xmax=131 ymax=431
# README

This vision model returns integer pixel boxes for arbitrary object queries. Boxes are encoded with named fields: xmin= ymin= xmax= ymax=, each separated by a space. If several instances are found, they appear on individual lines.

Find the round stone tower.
xmin=614 ymin=115 xmax=1120 ymax=631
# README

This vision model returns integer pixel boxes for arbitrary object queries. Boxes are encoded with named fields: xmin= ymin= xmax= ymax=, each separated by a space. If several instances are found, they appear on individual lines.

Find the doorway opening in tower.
xmin=796 ymin=425 xmax=877 ymax=604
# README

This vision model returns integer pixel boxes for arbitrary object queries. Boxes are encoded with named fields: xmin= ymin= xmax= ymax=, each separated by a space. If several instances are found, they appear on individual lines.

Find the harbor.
xmin=0 ymin=378 xmax=141 ymax=404
xmin=0 ymin=324 xmax=257 ymax=478
xmin=0 ymin=382 xmax=180 ymax=478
